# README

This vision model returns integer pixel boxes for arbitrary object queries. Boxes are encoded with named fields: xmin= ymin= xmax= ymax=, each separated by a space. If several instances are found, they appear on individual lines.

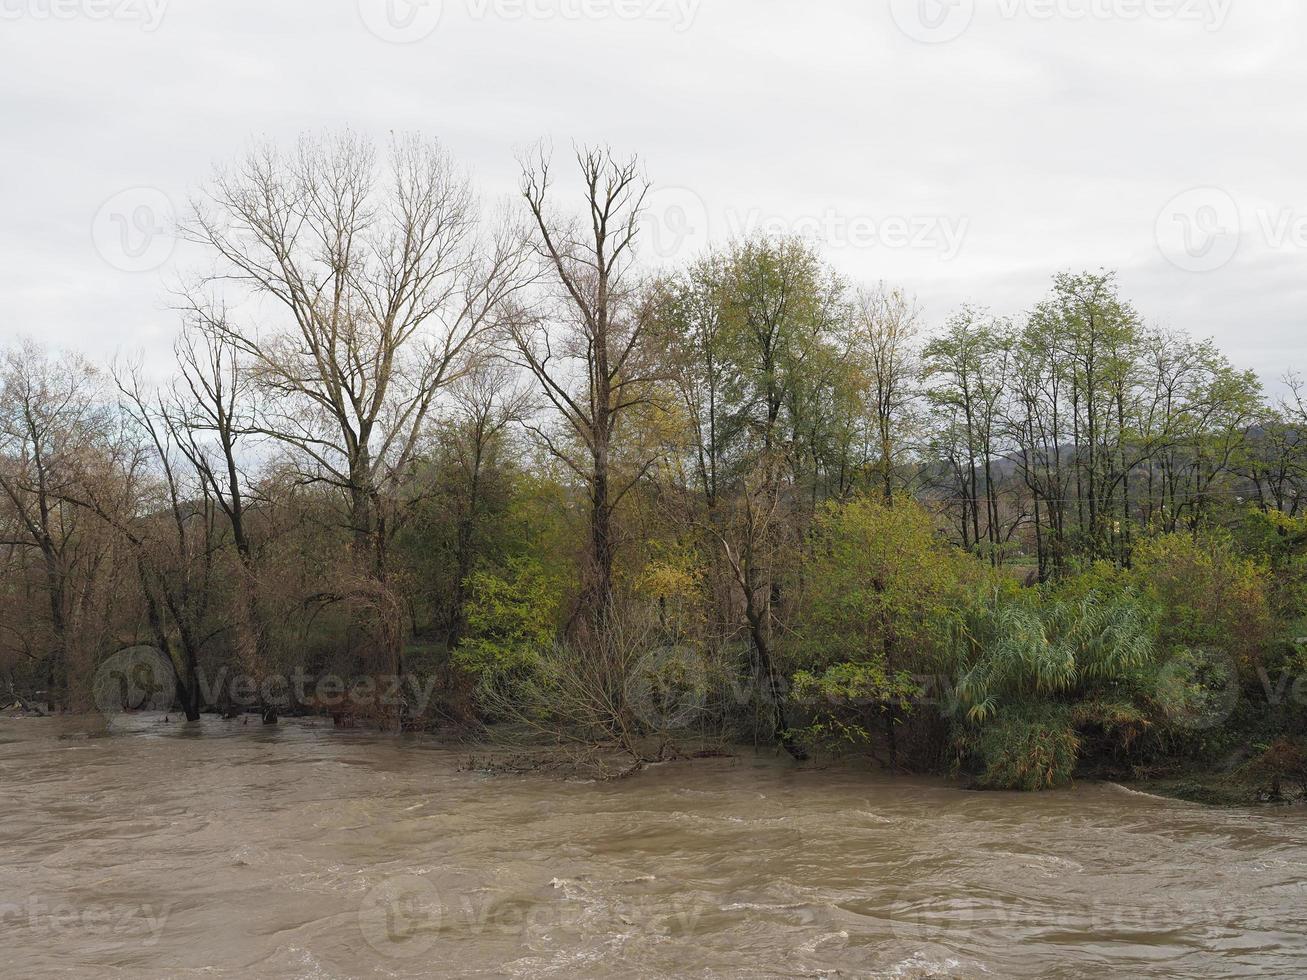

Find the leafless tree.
xmin=183 ymin=130 xmax=532 ymax=575
xmin=507 ymin=145 xmax=659 ymax=622
xmin=0 ymin=344 xmax=111 ymax=704
xmin=160 ymin=314 xmax=279 ymax=712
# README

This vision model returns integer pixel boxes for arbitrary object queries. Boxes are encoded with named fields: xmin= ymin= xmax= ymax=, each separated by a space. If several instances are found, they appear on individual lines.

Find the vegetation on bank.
xmin=2 ymin=132 xmax=1307 ymax=794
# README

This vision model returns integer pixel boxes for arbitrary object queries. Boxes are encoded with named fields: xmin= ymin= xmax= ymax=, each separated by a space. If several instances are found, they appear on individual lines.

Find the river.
xmin=2 ymin=716 xmax=1306 ymax=978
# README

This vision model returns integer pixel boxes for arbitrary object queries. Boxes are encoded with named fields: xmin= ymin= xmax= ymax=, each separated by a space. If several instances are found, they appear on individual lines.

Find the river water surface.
xmin=3 ymin=716 xmax=1307 ymax=978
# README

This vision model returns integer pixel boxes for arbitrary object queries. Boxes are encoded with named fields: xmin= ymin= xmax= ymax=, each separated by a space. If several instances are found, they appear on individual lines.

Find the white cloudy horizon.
xmin=2 ymin=0 xmax=1305 ymax=390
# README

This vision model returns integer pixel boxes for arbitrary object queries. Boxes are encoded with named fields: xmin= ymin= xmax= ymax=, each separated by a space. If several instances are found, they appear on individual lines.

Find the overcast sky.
xmin=2 ymin=0 xmax=1304 ymax=388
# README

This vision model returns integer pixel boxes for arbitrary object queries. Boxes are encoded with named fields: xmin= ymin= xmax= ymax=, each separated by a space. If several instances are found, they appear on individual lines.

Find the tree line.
xmin=4 ymin=133 xmax=1306 ymax=788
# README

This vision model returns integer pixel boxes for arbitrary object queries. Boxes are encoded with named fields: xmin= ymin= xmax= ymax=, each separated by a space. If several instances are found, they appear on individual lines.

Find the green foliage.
xmin=1239 ymin=738 xmax=1307 ymax=799
xmin=455 ymin=557 xmax=564 ymax=680
xmin=799 ymin=495 xmax=972 ymax=671
xmin=957 ymin=705 xmax=1081 ymax=792
xmin=946 ymin=584 xmax=1163 ymax=787
xmin=951 ymin=592 xmax=1071 ymax=722
xmin=950 ymin=587 xmax=1156 ymax=723
xmin=1150 ymin=645 xmax=1239 ymax=735
xmin=791 ymin=495 xmax=973 ymax=747
xmin=1237 ymin=509 xmax=1307 ymax=651
xmin=791 ymin=663 xmax=922 ymax=745
xmin=1129 ymin=531 xmax=1273 ymax=674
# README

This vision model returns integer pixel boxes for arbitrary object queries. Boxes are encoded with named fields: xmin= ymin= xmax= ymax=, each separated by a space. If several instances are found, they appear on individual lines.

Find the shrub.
xmin=949 ymin=586 xmax=1156 ymax=724
xmin=790 ymin=663 xmax=922 ymax=747
xmin=474 ymin=606 xmax=714 ymax=776
xmin=790 ymin=495 xmax=973 ymax=755
xmin=1129 ymin=531 xmax=1273 ymax=676
xmin=959 ymin=706 xmax=1080 ymax=791
xmin=1240 ymin=738 xmax=1307 ymax=800
xmin=455 ymin=557 xmax=563 ymax=682
xmin=945 ymin=585 xmax=1162 ymax=787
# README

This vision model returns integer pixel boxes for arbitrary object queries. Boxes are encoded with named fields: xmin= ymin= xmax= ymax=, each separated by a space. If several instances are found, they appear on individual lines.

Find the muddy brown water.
xmin=2 ymin=716 xmax=1306 ymax=978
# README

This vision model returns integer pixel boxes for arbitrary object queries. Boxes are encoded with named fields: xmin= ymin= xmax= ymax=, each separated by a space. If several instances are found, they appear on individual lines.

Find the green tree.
xmin=793 ymin=496 xmax=971 ymax=763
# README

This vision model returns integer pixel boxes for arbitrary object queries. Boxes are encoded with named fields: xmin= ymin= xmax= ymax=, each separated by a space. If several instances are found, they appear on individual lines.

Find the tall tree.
xmin=184 ymin=131 xmax=530 ymax=575
xmin=509 ymin=146 xmax=660 ymax=623
xmin=0 ymin=344 xmax=110 ymax=704
xmin=848 ymin=285 xmax=921 ymax=505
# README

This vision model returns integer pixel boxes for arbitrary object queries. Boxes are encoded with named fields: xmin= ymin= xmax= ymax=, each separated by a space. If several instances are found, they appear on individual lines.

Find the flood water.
xmin=3 ymin=717 xmax=1307 ymax=978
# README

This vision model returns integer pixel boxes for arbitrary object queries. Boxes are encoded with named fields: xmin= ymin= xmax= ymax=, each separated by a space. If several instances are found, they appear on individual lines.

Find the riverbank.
xmin=1135 ymin=772 xmax=1307 ymax=808
xmin=11 ymin=706 xmax=1304 ymax=809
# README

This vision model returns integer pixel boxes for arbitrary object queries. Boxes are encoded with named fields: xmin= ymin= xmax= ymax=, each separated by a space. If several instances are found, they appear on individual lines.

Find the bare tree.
xmin=507 ymin=145 xmax=660 ymax=622
xmin=58 ymin=364 xmax=221 ymax=722
xmin=184 ymin=131 xmax=532 ymax=575
xmin=0 ymin=344 xmax=111 ymax=705
xmin=168 ymin=312 xmax=256 ymax=571
xmin=162 ymin=315 xmax=280 ymax=716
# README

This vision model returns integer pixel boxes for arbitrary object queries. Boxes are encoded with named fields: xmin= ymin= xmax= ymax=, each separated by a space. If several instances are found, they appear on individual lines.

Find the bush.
xmin=945 ymin=584 xmax=1163 ymax=786
xmin=949 ymin=586 xmax=1156 ymax=724
xmin=474 ymin=606 xmax=715 ymax=776
xmin=790 ymin=495 xmax=974 ymax=756
xmin=790 ymin=663 xmax=922 ymax=747
xmin=1129 ymin=531 xmax=1273 ymax=676
xmin=455 ymin=557 xmax=564 ymax=683
xmin=1240 ymin=738 xmax=1307 ymax=800
xmin=959 ymin=706 xmax=1080 ymax=791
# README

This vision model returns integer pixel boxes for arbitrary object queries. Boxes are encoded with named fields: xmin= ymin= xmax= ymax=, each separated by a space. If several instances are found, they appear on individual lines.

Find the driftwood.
xmin=3 ymin=687 xmax=46 ymax=716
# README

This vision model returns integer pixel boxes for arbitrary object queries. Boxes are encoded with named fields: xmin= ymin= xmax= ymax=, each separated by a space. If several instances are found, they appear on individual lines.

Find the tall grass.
xmin=948 ymin=587 xmax=1159 ymax=789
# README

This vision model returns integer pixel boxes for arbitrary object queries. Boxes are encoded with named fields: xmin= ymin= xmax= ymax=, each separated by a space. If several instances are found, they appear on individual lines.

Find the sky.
xmin=2 ymin=0 xmax=1305 ymax=389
